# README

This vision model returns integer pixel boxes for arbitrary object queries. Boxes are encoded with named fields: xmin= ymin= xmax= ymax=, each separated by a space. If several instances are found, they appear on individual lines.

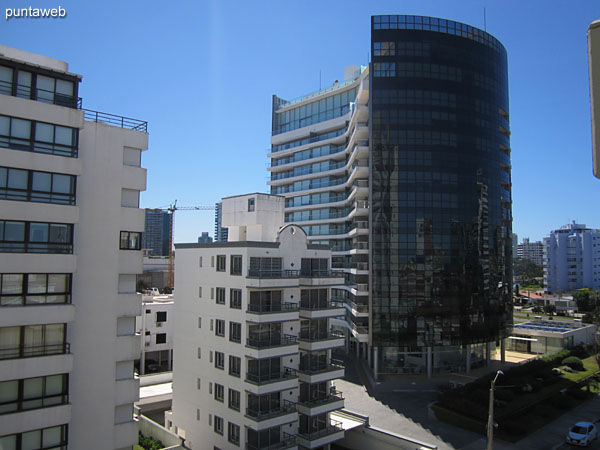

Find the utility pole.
xmin=487 ymin=370 xmax=503 ymax=450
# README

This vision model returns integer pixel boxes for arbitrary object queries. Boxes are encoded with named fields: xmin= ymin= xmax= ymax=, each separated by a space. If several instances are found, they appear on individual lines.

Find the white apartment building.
xmin=168 ymin=193 xmax=345 ymax=450
xmin=517 ymin=238 xmax=544 ymax=267
xmin=544 ymin=222 xmax=600 ymax=293
xmin=137 ymin=294 xmax=174 ymax=374
xmin=0 ymin=46 xmax=147 ymax=449
xmin=268 ymin=66 xmax=370 ymax=356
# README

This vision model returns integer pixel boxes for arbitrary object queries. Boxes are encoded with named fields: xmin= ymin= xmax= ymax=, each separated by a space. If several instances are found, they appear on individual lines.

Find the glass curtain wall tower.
xmin=270 ymin=16 xmax=512 ymax=378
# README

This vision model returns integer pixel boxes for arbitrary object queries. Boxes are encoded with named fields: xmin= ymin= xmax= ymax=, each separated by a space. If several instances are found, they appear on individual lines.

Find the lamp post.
xmin=486 ymin=370 xmax=503 ymax=450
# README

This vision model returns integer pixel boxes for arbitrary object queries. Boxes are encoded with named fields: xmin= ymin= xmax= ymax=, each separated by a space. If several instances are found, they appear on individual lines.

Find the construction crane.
xmin=147 ymin=200 xmax=215 ymax=289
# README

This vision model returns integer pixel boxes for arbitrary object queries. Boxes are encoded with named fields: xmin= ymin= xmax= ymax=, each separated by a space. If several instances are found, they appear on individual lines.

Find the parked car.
xmin=566 ymin=422 xmax=597 ymax=446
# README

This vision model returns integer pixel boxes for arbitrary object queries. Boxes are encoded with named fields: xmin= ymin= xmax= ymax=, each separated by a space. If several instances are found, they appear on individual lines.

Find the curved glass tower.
xmin=370 ymin=15 xmax=512 ymax=375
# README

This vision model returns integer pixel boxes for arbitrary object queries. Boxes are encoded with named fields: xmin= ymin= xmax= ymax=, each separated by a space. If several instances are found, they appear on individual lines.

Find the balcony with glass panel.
xmin=245 ymin=395 xmax=298 ymax=430
xmin=297 ymin=417 xmax=344 ymax=448
xmin=245 ymin=329 xmax=298 ymax=360
xmin=297 ymin=389 xmax=344 ymax=417
xmin=246 ymin=429 xmax=297 ymax=450
xmin=298 ymin=354 xmax=344 ymax=384
xmin=298 ymin=321 xmax=344 ymax=352
xmin=299 ymin=290 xmax=345 ymax=320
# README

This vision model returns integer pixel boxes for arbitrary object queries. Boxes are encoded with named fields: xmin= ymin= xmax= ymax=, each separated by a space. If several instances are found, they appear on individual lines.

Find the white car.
xmin=566 ymin=422 xmax=598 ymax=446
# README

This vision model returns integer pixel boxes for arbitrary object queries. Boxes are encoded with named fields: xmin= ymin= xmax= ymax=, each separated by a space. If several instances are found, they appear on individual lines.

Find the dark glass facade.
xmin=369 ymin=16 xmax=512 ymax=372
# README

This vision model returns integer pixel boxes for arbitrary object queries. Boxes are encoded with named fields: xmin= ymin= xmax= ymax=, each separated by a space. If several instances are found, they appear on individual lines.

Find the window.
xmin=216 ymin=287 xmax=226 ymax=304
xmin=214 ymin=383 xmax=224 ymax=402
xmin=249 ymin=257 xmax=282 ymax=277
xmin=216 ymin=255 xmax=226 ymax=272
xmin=300 ymin=258 xmax=329 ymax=276
xmin=228 ymin=422 xmax=240 ymax=446
xmin=374 ymin=41 xmax=396 ymax=56
xmin=214 ymin=416 xmax=223 ymax=435
xmin=119 ymin=231 xmax=141 ymax=250
xmin=0 ymin=424 xmax=68 ymax=450
xmin=228 ymin=389 xmax=240 ymax=412
xmin=230 ymin=289 xmax=242 ymax=309
xmin=0 ymin=167 xmax=76 ymax=205
xmin=156 ymin=311 xmax=167 ymax=323
xmin=248 ymin=198 xmax=255 ymax=212
xmin=0 ymin=114 xmax=78 ymax=157
xmin=374 ymin=62 xmax=396 ymax=77
xmin=198 ymin=286 xmax=202 ymax=298
xmin=197 ymin=378 xmax=201 ymax=390
xmin=0 ymin=273 xmax=71 ymax=306
xmin=215 ymin=351 xmax=225 ymax=370
xmin=0 ymin=221 xmax=73 ymax=254
xmin=0 ymin=324 xmax=66 ymax=360
xmin=229 ymin=322 xmax=241 ymax=343
xmin=197 ymin=347 xmax=201 ymax=359
xmin=230 ymin=255 xmax=242 ymax=275
xmin=199 ymin=256 xmax=203 ymax=267
xmin=215 ymin=319 xmax=225 ymax=337
xmin=155 ymin=333 xmax=166 ymax=344
xmin=229 ymin=355 xmax=241 ymax=377
xmin=0 ymin=373 xmax=68 ymax=415
xmin=198 ymin=317 xmax=202 ymax=328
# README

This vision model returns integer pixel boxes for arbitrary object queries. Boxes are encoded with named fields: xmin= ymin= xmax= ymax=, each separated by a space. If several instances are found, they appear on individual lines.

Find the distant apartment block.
xmin=544 ymin=222 xmax=600 ymax=292
xmin=168 ymin=193 xmax=345 ymax=450
xmin=512 ymin=233 xmax=518 ymax=259
xmin=589 ymin=20 xmax=600 ymax=178
xmin=198 ymin=231 xmax=213 ymax=243
xmin=214 ymin=201 xmax=229 ymax=242
xmin=137 ymin=294 xmax=173 ymax=374
xmin=517 ymin=238 xmax=544 ymax=266
xmin=143 ymin=209 xmax=170 ymax=256
xmin=0 ymin=45 xmax=147 ymax=449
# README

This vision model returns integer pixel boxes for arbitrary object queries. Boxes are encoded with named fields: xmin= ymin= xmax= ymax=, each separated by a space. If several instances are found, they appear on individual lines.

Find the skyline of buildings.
xmin=517 ymin=237 xmax=544 ymax=267
xmin=0 ymin=45 xmax=147 ymax=449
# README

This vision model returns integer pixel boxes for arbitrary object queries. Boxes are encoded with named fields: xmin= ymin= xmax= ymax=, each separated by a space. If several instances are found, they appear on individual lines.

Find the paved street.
xmin=337 ymin=355 xmax=600 ymax=450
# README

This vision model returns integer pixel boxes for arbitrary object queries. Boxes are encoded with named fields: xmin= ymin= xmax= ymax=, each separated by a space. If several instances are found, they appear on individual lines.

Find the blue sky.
xmin=3 ymin=0 xmax=599 ymax=243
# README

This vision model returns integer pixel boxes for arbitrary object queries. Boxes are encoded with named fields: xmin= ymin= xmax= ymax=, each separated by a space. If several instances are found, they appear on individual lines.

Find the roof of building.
xmin=514 ymin=320 xmax=594 ymax=334
xmin=175 ymin=241 xmax=329 ymax=250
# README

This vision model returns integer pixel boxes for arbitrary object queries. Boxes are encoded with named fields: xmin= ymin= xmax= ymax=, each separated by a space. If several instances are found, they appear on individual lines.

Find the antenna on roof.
xmin=484 ymin=7 xmax=487 ymax=31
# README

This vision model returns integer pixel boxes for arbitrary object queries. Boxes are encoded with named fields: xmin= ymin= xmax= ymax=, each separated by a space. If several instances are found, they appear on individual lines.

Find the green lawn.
xmin=561 ymin=356 xmax=600 ymax=383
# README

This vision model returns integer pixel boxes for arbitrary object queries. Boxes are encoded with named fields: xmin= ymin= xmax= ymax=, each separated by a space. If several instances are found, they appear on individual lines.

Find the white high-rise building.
xmin=169 ymin=193 xmax=345 ymax=450
xmin=544 ymin=222 xmax=600 ymax=293
xmin=0 ymin=45 xmax=148 ymax=449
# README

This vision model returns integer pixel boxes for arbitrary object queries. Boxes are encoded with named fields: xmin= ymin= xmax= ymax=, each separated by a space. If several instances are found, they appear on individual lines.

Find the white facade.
xmin=268 ymin=66 xmax=371 ymax=357
xmin=0 ymin=45 xmax=147 ymax=449
xmin=544 ymin=222 xmax=600 ymax=293
xmin=136 ymin=295 xmax=174 ymax=374
xmin=169 ymin=194 xmax=345 ymax=450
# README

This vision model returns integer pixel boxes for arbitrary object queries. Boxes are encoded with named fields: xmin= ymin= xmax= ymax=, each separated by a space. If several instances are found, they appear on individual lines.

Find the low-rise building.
xmin=137 ymin=294 xmax=174 ymax=374
xmin=507 ymin=319 xmax=597 ymax=355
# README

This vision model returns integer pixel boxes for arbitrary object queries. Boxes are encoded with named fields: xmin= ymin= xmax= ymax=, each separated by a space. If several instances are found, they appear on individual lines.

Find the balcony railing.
xmin=246 ymin=432 xmax=296 ymax=450
xmin=246 ymin=367 xmax=297 ymax=385
xmin=298 ymin=389 xmax=344 ymax=407
xmin=247 ymin=303 xmax=299 ymax=314
xmin=0 ymin=342 xmax=70 ymax=360
xmin=300 ymin=270 xmax=344 ymax=278
xmin=83 ymin=109 xmax=148 ymax=132
xmin=0 ymin=80 xmax=81 ymax=108
xmin=246 ymin=399 xmax=296 ymax=421
xmin=246 ymin=334 xmax=297 ymax=349
xmin=298 ymin=420 xmax=344 ymax=441
xmin=299 ymin=300 xmax=344 ymax=311
xmin=299 ymin=358 xmax=344 ymax=375
xmin=298 ymin=330 xmax=344 ymax=342
xmin=348 ymin=301 xmax=369 ymax=313
xmin=0 ymin=242 xmax=73 ymax=254
xmin=248 ymin=269 xmax=299 ymax=278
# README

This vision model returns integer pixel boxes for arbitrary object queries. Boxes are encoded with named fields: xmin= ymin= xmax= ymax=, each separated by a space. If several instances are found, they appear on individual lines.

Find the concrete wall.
xmin=337 ymin=425 xmax=437 ymax=450
xmin=139 ymin=414 xmax=183 ymax=448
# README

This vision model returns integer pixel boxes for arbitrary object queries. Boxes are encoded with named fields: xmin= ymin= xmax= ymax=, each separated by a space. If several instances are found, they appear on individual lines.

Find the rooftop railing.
xmin=83 ymin=109 xmax=147 ymax=132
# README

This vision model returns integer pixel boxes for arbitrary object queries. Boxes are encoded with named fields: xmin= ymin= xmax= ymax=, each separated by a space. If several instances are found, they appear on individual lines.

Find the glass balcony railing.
xmin=298 ymin=389 xmax=344 ymax=407
xmin=298 ymin=420 xmax=344 ymax=441
xmin=0 ymin=342 xmax=70 ymax=360
xmin=299 ymin=358 xmax=344 ymax=375
xmin=299 ymin=299 xmax=344 ymax=310
xmin=247 ymin=303 xmax=299 ymax=314
xmin=246 ymin=334 xmax=297 ymax=349
xmin=298 ymin=330 xmax=344 ymax=342
xmin=247 ymin=269 xmax=299 ymax=278
xmin=245 ymin=367 xmax=297 ymax=385
xmin=246 ymin=432 xmax=296 ymax=450
xmin=246 ymin=399 xmax=296 ymax=421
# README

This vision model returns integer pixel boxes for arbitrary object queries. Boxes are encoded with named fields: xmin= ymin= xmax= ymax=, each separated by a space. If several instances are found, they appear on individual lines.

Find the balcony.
xmin=246 ymin=399 xmax=298 ymax=429
xmin=0 ymin=80 xmax=81 ymax=108
xmin=299 ymin=300 xmax=345 ymax=319
xmin=247 ymin=302 xmax=299 ymax=324
xmin=0 ymin=342 xmax=70 ymax=361
xmin=245 ymin=367 xmax=299 ymax=395
xmin=83 ymin=109 xmax=147 ymax=132
xmin=297 ymin=420 xmax=344 ymax=449
xmin=246 ymin=334 xmax=298 ymax=359
xmin=298 ymin=359 xmax=345 ymax=384
xmin=297 ymin=390 xmax=344 ymax=416
xmin=298 ymin=330 xmax=344 ymax=351
xmin=246 ymin=432 xmax=297 ymax=450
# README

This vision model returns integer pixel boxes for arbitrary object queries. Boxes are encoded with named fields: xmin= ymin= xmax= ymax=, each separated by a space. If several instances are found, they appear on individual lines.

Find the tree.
xmin=544 ymin=304 xmax=556 ymax=316
xmin=573 ymin=289 xmax=600 ymax=313
xmin=513 ymin=258 xmax=543 ymax=285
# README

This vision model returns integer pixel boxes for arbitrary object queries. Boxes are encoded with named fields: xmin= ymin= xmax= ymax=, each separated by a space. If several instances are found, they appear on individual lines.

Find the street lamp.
xmin=486 ymin=370 xmax=504 ymax=450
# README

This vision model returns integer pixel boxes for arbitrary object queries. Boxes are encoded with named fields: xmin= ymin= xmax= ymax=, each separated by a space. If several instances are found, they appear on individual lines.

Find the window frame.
xmin=230 ymin=255 xmax=242 ymax=275
xmin=119 ymin=231 xmax=142 ymax=251
xmin=230 ymin=289 xmax=242 ymax=309
xmin=215 ymin=351 xmax=225 ymax=370
xmin=229 ymin=322 xmax=241 ymax=343
xmin=215 ymin=287 xmax=226 ymax=305
xmin=0 ymin=166 xmax=76 ymax=205
xmin=214 ymin=415 xmax=224 ymax=435
xmin=0 ymin=221 xmax=73 ymax=254
xmin=215 ymin=319 xmax=225 ymax=337
xmin=229 ymin=355 xmax=241 ymax=378
xmin=0 ymin=273 xmax=72 ymax=307
xmin=214 ymin=383 xmax=224 ymax=402
xmin=216 ymin=255 xmax=226 ymax=272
